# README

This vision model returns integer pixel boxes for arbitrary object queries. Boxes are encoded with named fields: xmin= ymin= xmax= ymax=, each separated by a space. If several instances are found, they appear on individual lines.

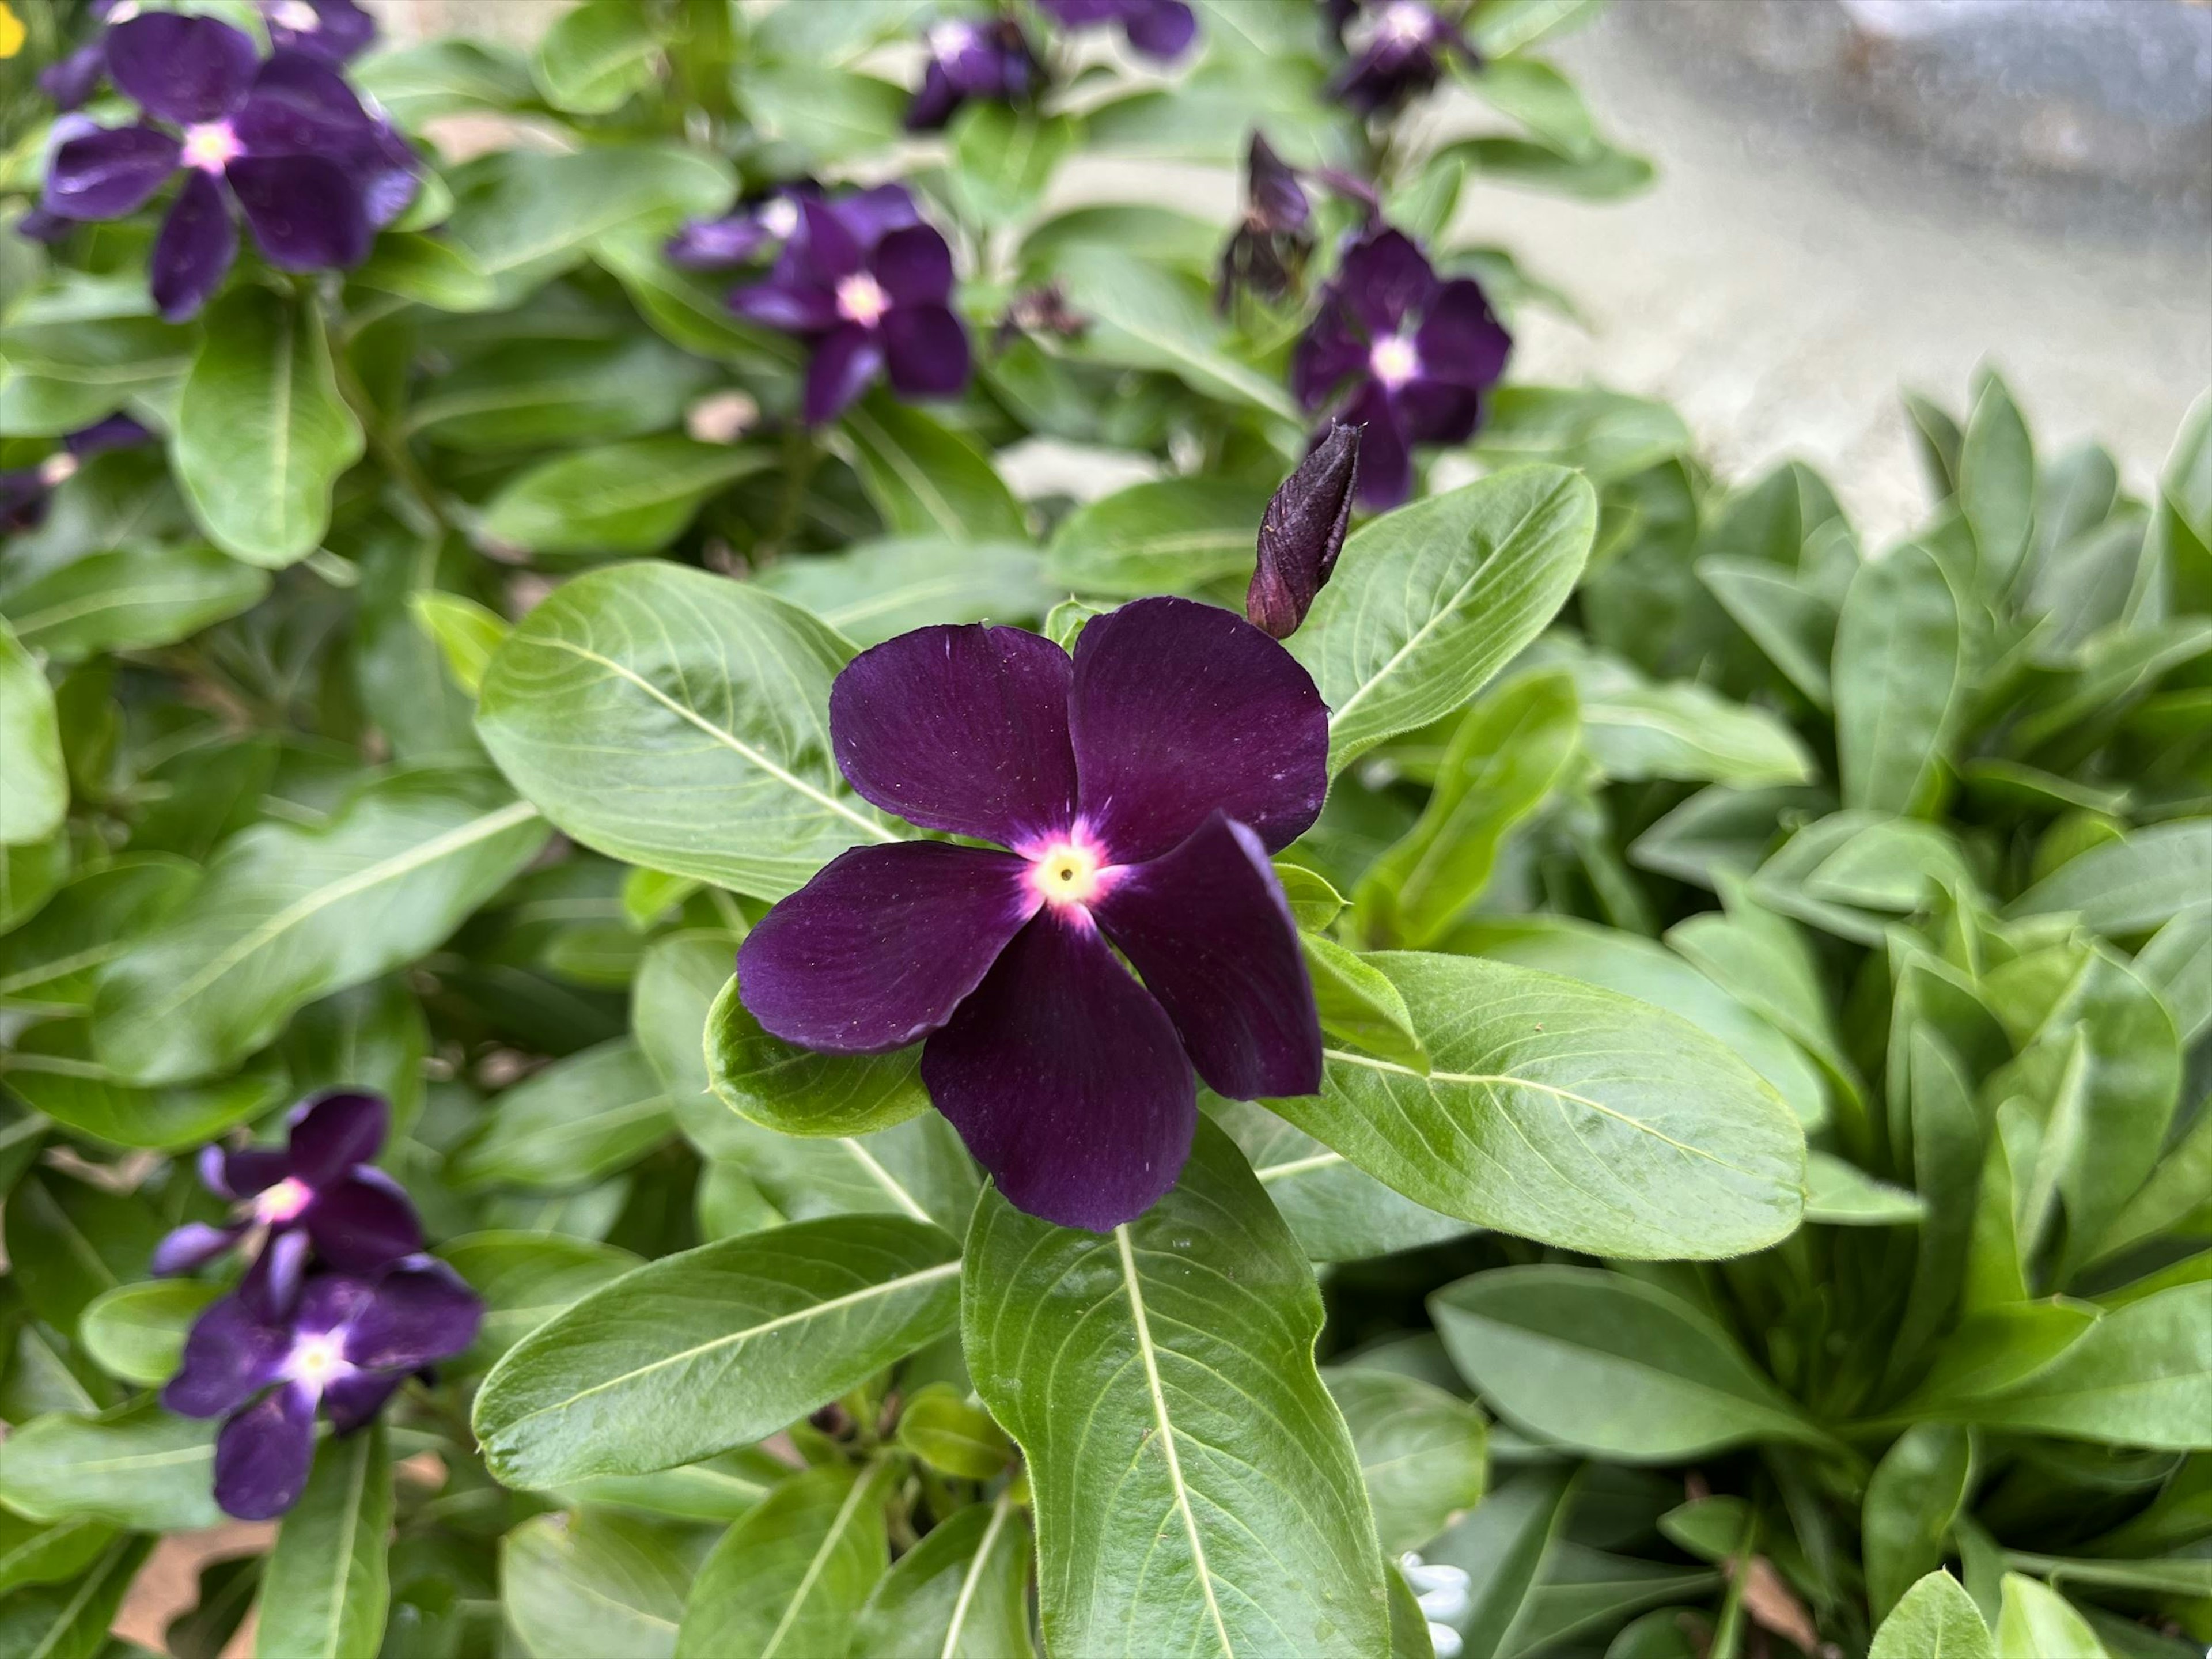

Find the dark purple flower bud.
xmin=14 ymin=209 xmax=72 ymax=245
xmin=164 ymin=1257 xmax=481 ymax=1520
xmin=261 ymin=0 xmax=378 ymax=65
xmin=906 ymin=15 xmax=1039 ymax=132
xmin=736 ymin=597 xmax=1327 ymax=1232
xmin=1035 ymin=0 xmax=1198 ymax=62
xmin=1218 ymin=132 xmax=1315 ymax=310
xmin=666 ymin=185 xmax=812 ymax=271
xmin=0 ymin=414 xmax=153 ymax=534
xmin=39 ymin=43 xmax=108 ymax=112
xmin=1248 ymin=423 xmax=1361 ymax=638
xmin=994 ymin=282 xmax=1088 ymax=349
xmin=1291 ymin=225 xmax=1510 ymax=509
xmin=727 ymin=190 xmax=970 ymax=425
xmin=1331 ymin=0 xmax=1479 ymax=115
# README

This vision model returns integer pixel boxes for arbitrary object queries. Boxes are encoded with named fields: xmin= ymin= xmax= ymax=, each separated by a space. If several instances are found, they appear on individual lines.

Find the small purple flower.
xmin=1248 ymin=422 xmax=1361 ymax=638
xmin=38 ymin=13 xmax=411 ymax=320
xmin=1292 ymin=226 xmax=1510 ymax=509
xmin=1331 ymin=0 xmax=1477 ymax=114
xmin=39 ymin=43 xmax=109 ymax=112
xmin=666 ymin=185 xmax=812 ymax=271
xmin=164 ymin=1259 xmax=480 ymax=1519
xmin=261 ymin=0 xmax=378 ymax=65
xmin=153 ymin=1090 xmax=422 ymax=1315
xmin=1035 ymin=0 xmax=1198 ymax=62
xmin=737 ymin=597 xmax=1327 ymax=1231
xmin=1218 ymin=132 xmax=1313 ymax=310
xmin=728 ymin=188 xmax=971 ymax=426
xmin=907 ymin=15 xmax=1039 ymax=131
xmin=0 ymin=414 xmax=151 ymax=533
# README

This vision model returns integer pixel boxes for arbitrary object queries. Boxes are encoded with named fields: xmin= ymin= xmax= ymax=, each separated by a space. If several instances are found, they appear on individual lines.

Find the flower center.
xmin=926 ymin=20 xmax=979 ymax=61
xmin=269 ymin=0 xmax=321 ymax=30
xmin=181 ymin=121 xmax=241 ymax=173
xmin=1027 ymin=837 xmax=1107 ymax=910
xmin=758 ymin=196 xmax=800 ymax=240
xmin=1378 ymin=2 xmax=1437 ymax=45
xmin=1370 ymin=332 xmax=1421 ymax=388
xmin=254 ymin=1176 xmax=313 ymax=1225
xmin=835 ymin=272 xmax=891 ymax=328
xmin=285 ymin=1330 xmax=352 ymax=1389
xmin=36 ymin=453 xmax=78 ymax=488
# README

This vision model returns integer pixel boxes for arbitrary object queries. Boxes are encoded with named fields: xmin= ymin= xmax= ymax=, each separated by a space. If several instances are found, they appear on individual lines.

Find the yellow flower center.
xmin=836 ymin=272 xmax=891 ymax=328
xmin=287 ymin=1331 xmax=348 ymax=1387
xmin=181 ymin=122 xmax=241 ymax=174
xmin=1028 ymin=839 xmax=1105 ymax=908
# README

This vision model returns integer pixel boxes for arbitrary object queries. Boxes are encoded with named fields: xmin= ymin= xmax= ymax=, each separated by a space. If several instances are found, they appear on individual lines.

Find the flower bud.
xmin=1247 ymin=423 xmax=1361 ymax=638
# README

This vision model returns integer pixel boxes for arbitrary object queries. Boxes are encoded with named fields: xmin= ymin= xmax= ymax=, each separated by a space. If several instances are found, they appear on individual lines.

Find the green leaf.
xmin=1053 ymin=244 xmax=1300 ymax=418
xmin=850 ymin=1493 xmax=1035 ymax=1659
xmin=752 ymin=536 xmax=1055 ymax=647
xmin=632 ymin=930 xmax=734 ymax=1122
xmin=0 ymin=1408 xmax=221 ymax=1531
xmin=592 ymin=227 xmax=801 ymax=369
xmin=353 ymin=37 xmax=536 ymax=122
xmin=4 ymin=1020 xmax=291 ymax=1149
xmin=1960 ymin=373 xmax=2037 ymax=595
xmin=3 ymin=544 xmax=268 ymax=661
xmin=1430 ymin=1266 xmax=1827 ymax=1460
xmin=963 ymin=1118 xmax=1391 ymax=1658
xmin=740 ymin=64 xmax=910 ymax=165
xmin=474 ymin=1215 xmax=962 ymax=1486
xmin=1467 ymin=56 xmax=1600 ymax=155
xmin=78 ymin=1280 xmax=219 ymax=1387
xmin=1268 ymin=952 xmax=1806 ymax=1258
xmin=476 ymin=562 xmax=895 ymax=900
xmin=255 ymin=1427 xmax=393 ymax=1659
xmin=1435 ymin=135 xmax=1654 ymax=200
xmin=1804 ymin=1153 xmax=1926 ymax=1225
xmin=0 ymin=858 xmax=194 ymax=1017
xmin=1834 ymin=541 xmax=1964 ymax=816
xmin=1302 ymin=934 xmax=1431 ymax=1073
xmin=1868 ymin=1571 xmax=1994 ymax=1659
xmin=1043 ymin=478 xmax=1272 ymax=599
xmin=1211 ymin=1097 xmax=1475 ymax=1263
xmin=841 ymin=393 xmax=1029 ymax=542
xmin=408 ymin=592 xmax=508 ymax=698
xmin=501 ymin=1511 xmax=690 ymax=1659
xmin=407 ymin=335 xmax=711 ymax=453
xmin=1291 ymin=467 xmax=1596 ymax=771
xmin=437 ymin=1230 xmax=642 ymax=1363
xmin=0 ymin=832 xmax=70 ymax=934
xmin=553 ymin=1449 xmax=783 ymax=1523
xmin=1325 ymin=1367 xmax=1488 ymax=1554
xmin=676 ymin=1461 xmax=893 ymax=1659
xmin=0 ymin=310 xmax=192 ymax=435
xmin=348 ymin=231 xmax=499 ymax=311
xmin=2010 ymin=819 xmax=2212 ymax=935
xmin=1698 ymin=554 xmax=1839 ymax=709
xmin=1994 ymin=1574 xmax=2101 ymax=1659
xmin=2 ymin=1170 xmax=163 ymax=1340
xmin=1422 ymin=1465 xmax=1578 ymax=1659
xmin=532 ymin=0 xmax=659 ymax=113
xmin=1959 ymin=1282 xmax=2212 ymax=1449
xmin=1579 ymin=677 xmax=1814 ymax=788
xmin=478 ymin=436 xmax=770 ymax=556
xmin=1896 ymin=1301 xmax=2101 ymax=1418
xmin=0 ymin=1534 xmax=150 ymax=1659
xmin=451 ymin=1037 xmax=673 ymax=1191
xmin=1864 ymin=1424 xmax=1974 ymax=1620
xmin=173 ymin=290 xmax=363 ymax=569
xmin=950 ymin=104 xmax=1078 ymax=226
xmin=1470 ymin=387 xmax=1691 ymax=482
xmin=0 ymin=618 xmax=66 ymax=846
xmin=90 ymin=770 xmax=545 ymax=1085
xmin=896 ymin=1382 xmax=1013 ymax=1480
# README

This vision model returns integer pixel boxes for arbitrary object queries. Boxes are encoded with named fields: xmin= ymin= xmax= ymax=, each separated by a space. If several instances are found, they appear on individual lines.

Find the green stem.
xmin=679 ymin=0 xmax=737 ymax=127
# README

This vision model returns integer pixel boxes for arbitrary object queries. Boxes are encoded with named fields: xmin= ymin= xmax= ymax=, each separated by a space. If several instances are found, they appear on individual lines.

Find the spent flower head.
xmin=1218 ymin=132 xmax=1315 ymax=310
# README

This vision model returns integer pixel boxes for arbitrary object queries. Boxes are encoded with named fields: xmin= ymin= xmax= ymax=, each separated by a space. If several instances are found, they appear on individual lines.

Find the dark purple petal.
xmin=738 ymin=843 xmax=1037 ymax=1052
xmin=1415 ymin=278 xmax=1511 ymax=392
xmin=830 ymin=623 xmax=1078 ymax=845
xmin=830 ymin=184 xmax=920 ymax=247
xmin=881 ymin=305 xmax=971 ymax=402
xmin=1248 ymin=422 xmax=1360 ymax=638
xmin=728 ymin=274 xmax=839 ymax=334
xmin=14 ymin=210 xmax=71 ymax=246
xmin=1290 ymin=301 xmax=1367 ymax=412
xmin=871 ymin=225 xmax=954 ymax=306
xmin=265 ymin=0 xmax=379 ymax=64
xmin=1124 ymin=0 xmax=1198 ymax=59
xmin=1343 ymin=381 xmax=1414 ymax=509
xmin=796 ymin=196 xmax=866 ymax=280
xmin=342 ymin=1259 xmax=481 ymax=1372
xmin=149 ymin=169 xmax=238 ymax=323
xmin=41 ymin=124 xmax=180 ymax=221
xmin=906 ymin=63 xmax=963 ymax=132
xmin=234 ymin=52 xmax=378 ymax=154
xmin=213 ymin=1145 xmax=289 ymax=1200
xmin=1336 ymin=228 xmax=1438 ymax=335
xmin=802 ymin=324 xmax=885 ymax=426
xmin=1095 ymin=813 xmax=1321 ymax=1099
xmin=214 ymin=1382 xmax=318 ymax=1520
xmin=39 ymin=44 xmax=107 ymax=112
xmin=151 ymin=1221 xmax=244 ymax=1278
xmin=1246 ymin=134 xmax=1309 ymax=233
xmin=286 ymin=1090 xmax=387 ymax=1188
xmin=922 ymin=911 xmax=1195 ymax=1231
xmin=229 ymin=153 xmax=374 ymax=270
xmin=668 ymin=213 xmax=778 ymax=268
xmin=291 ymin=1271 xmax=378 ymax=1338
xmin=63 ymin=413 xmax=151 ymax=457
xmin=1037 ymin=0 xmax=1123 ymax=22
xmin=304 ymin=1169 xmax=425 ymax=1271
xmin=1069 ymin=596 xmax=1330 ymax=862
xmin=1394 ymin=375 xmax=1482 ymax=446
xmin=1 ymin=472 xmax=50 ymax=533
xmin=321 ymin=1370 xmax=404 ymax=1433
xmin=105 ymin=13 xmax=258 ymax=125
xmin=162 ymin=1296 xmax=287 ymax=1419
xmin=353 ymin=122 xmax=421 ymax=228
xmin=240 ymin=1226 xmax=311 ymax=1324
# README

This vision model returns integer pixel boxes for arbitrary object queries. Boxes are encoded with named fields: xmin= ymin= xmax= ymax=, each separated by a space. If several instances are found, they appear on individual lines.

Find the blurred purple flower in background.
xmin=0 ymin=413 xmax=150 ymax=533
xmin=1293 ymin=226 xmax=1510 ymax=507
xmin=1330 ymin=0 xmax=1477 ymax=114
xmin=666 ymin=185 xmax=812 ymax=270
xmin=262 ymin=0 xmax=379 ymax=64
xmin=1036 ymin=0 xmax=1198 ymax=62
xmin=1218 ymin=132 xmax=1315 ymax=309
xmin=907 ymin=14 xmax=1039 ymax=131
xmin=728 ymin=187 xmax=971 ymax=425
xmin=737 ymin=597 xmax=1327 ymax=1232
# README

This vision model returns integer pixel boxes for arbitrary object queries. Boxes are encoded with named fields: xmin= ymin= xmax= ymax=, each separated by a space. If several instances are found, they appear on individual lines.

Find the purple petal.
xmin=41 ymin=123 xmax=180 ymax=221
xmin=803 ymin=324 xmax=885 ymax=426
xmin=162 ymin=1295 xmax=287 ymax=1419
xmin=240 ymin=1227 xmax=312 ymax=1324
xmin=1124 ymin=0 xmax=1198 ymax=59
xmin=214 ymin=1146 xmax=289 ymax=1200
xmin=214 ymin=1382 xmax=318 ymax=1520
xmin=829 ymin=184 xmax=920 ymax=248
xmin=229 ymin=153 xmax=374 ymax=270
xmin=150 ymin=169 xmax=238 ymax=323
xmin=1291 ymin=302 xmax=1367 ymax=412
xmin=234 ymin=54 xmax=376 ymax=157
xmin=830 ymin=623 xmax=1078 ymax=845
xmin=738 ymin=842 xmax=1037 ymax=1052
xmin=13 ymin=210 xmax=71 ymax=246
xmin=1394 ymin=376 xmax=1482 ymax=447
xmin=668 ymin=212 xmax=777 ymax=270
xmin=151 ymin=1221 xmax=244 ymax=1278
xmin=266 ymin=0 xmax=379 ymax=64
xmin=1096 ymin=813 xmax=1321 ymax=1099
xmin=286 ymin=1090 xmax=387 ymax=1187
xmin=1069 ymin=596 xmax=1330 ymax=863
xmin=64 ymin=414 xmax=151 ymax=457
xmin=321 ymin=1370 xmax=404 ymax=1433
xmin=729 ymin=275 xmax=839 ymax=334
xmin=1344 ymin=382 xmax=1414 ymax=509
xmin=340 ymin=1258 xmax=482 ymax=1373
xmin=1037 ymin=0 xmax=1123 ymax=22
xmin=2 ymin=472 xmax=52 ymax=533
xmin=871 ymin=225 xmax=953 ymax=306
xmin=1415 ymin=279 xmax=1512 ymax=394
xmin=1336 ymin=229 xmax=1438 ymax=335
xmin=104 ymin=12 xmax=258 ymax=125
xmin=291 ymin=1272 xmax=378 ymax=1338
xmin=1248 ymin=422 xmax=1360 ymax=639
xmin=304 ymin=1169 xmax=425 ymax=1272
xmin=39 ymin=44 xmax=107 ymax=112
xmin=881 ymin=305 xmax=971 ymax=402
xmin=1247 ymin=134 xmax=1310 ymax=233
xmin=922 ymin=911 xmax=1195 ymax=1231
xmin=906 ymin=64 xmax=963 ymax=132
xmin=796 ymin=196 xmax=866 ymax=280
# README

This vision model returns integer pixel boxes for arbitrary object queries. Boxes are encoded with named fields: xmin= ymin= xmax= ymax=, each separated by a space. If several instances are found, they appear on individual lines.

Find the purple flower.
xmin=1035 ymin=0 xmax=1198 ymax=62
xmin=261 ymin=0 xmax=378 ymax=65
xmin=39 ymin=43 xmax=109 ymax=111
xmin=666 ymin=185 xmax=812 ymax=271
xmin=152 ymin=1090 xmax=422 ymax=1315
xmin=907 ymin=15 xmax=1039 ymax=131
xmin=1291 ymin=226 xmax=1510 ymax=509
xmin=164 ymin=1259 xmax=480 ymax=1519
xmin=0 ymin=414 xmax=151 ymax=533
xmin=38 ymin=13 xmax=412 ymax=320
xmin=737 ymin=597 xmax=1327 ymax=1232
xmin=1331 ymin=0 xmax=1477 ymax=114
xmin=1218 ymin=132 xmax=1313 ymax=310
xmin=728 ymin=189 xmax=971 ymax=426
xmin=1248 ymin=422 xmax=1361 ymax=638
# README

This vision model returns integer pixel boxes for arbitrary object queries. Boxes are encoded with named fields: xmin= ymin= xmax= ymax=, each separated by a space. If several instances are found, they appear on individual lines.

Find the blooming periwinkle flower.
xmin=907 ymin=14 xmax=1038 ymax=132
xmin=737 ymin=597 xmax=1328 ymax=1232
xmin=1293 ymin=226 xmax=1510 ymax=509
xmin=0 ymin=412 xmax=150 ymax=533
xmin=1035 ymin=0 xmax=1198 ymax=62
xmin=262 ymin=0 xmax=378 ymax=65
xmin=1248 ymin=422 xmax=1361 ymax=638
xmin=728 ymin=188 xmax=971 ymax=426
xmin=1331 ymin=0 xmax=1477 ymax=114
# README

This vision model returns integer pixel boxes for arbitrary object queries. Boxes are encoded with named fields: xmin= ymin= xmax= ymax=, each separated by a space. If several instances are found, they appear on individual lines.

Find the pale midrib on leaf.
xmin=530 ymin=635 xmax=893 ymax=844
xmin=263 ymin=302 xmax=298 ymax=544
xmin=1254 ymin=1150 xmax=1346 ymax=1184
xmin=762 ymin=1465 xmax=879 ymax=1659
xmin=845 ymin=407 xmax=966 ymax=537
xmin=26 ymin=1538 xmax=127 ymax=1659
xmin=1112 ymin=1225 xmax=1234 ymax=1657
xmin=134 ymin=800 xmax=540 ymax=1025
xmin=941 ymin=1490 xmax=1016 ymax=1659
xmin=12 ymin=579 xmax=241 ymax=636
xmin=839 ymin=1136 xmax=931 ymax=1222
xmin=313 ymin=1434 xmax=372 ymax=1659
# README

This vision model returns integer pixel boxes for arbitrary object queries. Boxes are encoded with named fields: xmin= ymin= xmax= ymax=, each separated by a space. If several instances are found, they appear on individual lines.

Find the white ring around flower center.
xmin=181 ymin=121 xmax=242 ymax=173
xmin=270 ymin=0 xmax=321 ymax=31
xmin=36 ymin=453 xmax=79 ymax=488
xmin=759 ymin=196 xmax=800 ymax=240
xmin=255 ymin=1176 xmax=313 ymax=1225
xmin=285 ymin=1330 xmax=352 ymax=1389
xmin=836 ymin=272 xmax=891 ymax=328
xmin=1378 ymin=2 xmax=1436 ymax=45
xmin=1369 ymin=332 xmax=1421 ymax=389
xmin=926 ymin=20 xmax=979 ymax=60
xmin=1027 ymin=838 xmax=1106 ymax=910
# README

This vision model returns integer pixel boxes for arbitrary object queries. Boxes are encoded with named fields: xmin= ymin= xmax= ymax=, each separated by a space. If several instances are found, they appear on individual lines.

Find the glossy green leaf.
xmin=437 ymin=1230 xmax=642 ymax=1363
xmin=1579 ymin=677 xmax=1814 ymax=788
xmin=0 ymin=618 xmax=66 ymax=846
xmin=256 ymin=1426 xmax=393 ymax=1659
xmin=4 ymin=1020 xmax=290 ymax=1149
xmin=896 ymin=1381 xmax=1013 ymax=1480
xmin=676 ymin=1460 xmax=893 ymax=1659
xmin=1868 ymin=1571 xmax=1995 ymax=1659
xmin=0 ymin=1534 xmax=150 ymax=1659
xmin=407 ymin=335 xmax=711 ymax=453
xmin=1834 ymin=541 xmax=1964 ymax=816
xmin=1422 ymin=1465 xmax=1577 ymax=1659
xmin=752 ymin=536 xmax=1055 ymax=647
xmin=1959 ymin=1282 xmax=2212 ymax=1449
xmin=408 ymin=591 xmax=508 ymax=698
xmin=451 ymin=1037 xmax=672 ymax=1191
xmin=349 ymin=231 xmax=498 ymax=310
xmin=1805 ymin=1153 xmax=1926 ymax=1225
xmin=0 ymin=1408 xmax=221 ymax=1531
xmin=1960 ymin=373 xmax=2037 ymax=594
xmin=1044 ymin=478 xmax=1272 ymax=598
xmin=1302 ymin=934 xmax=1429 ymax=1072
xmin=0 ymin=1513 xmax=116 ymax=1601
xmin=501 ymin=1510 xmax=690 ymax=1659
xmin=1896 ymin=1301 xmax=2101 ymax=1418
xmin=1864 ymin=1423 xmax=1973 ymax=1619
xmin=3 ymin=1169 xmax=164 ymax=1341
xmin=1698 ymin=555 xmax=1838 ymax=709
xmin=0 ymin=832 xmax=70 ymax=934
xmin=2011 ymin=819 xmax=2212 ymax=935
xmin=78 ymin=1279 xmax=218 ymax=1387
xmin=0 ymin=310 xmax=191 ymax=435
xmin=1994 ymin=1574 xmax=2101 ymax=1659
xmin=3 ymin=544 xmax=267 ymax=661
xmin=849 ymin=1493 xmax=1035 ymax=1659
xmin=1470 ymin=386 xmax=1691 ymax=482
xmin=532 ymin=0 xmax=658 ymax=113
xmin=740 ymin=64 xmax=909 ymax=165
xmin=842 ymin=393 xmax=1029 ymax=542
xmin=1054 ymin=244 xmax=1300 ymax=418
xmin=1325 ymin=1366 xmax=1488 ymax=1553
xmin=950 ymin=104 xmax=1078 ymax=226
xmin=0 ymin=855 xmax=196 ymax=1014
xmin=479 ymin=437 xmax=769 ymax=556
xmin=1211 ymin=1097 xmax=1474 ymax=1263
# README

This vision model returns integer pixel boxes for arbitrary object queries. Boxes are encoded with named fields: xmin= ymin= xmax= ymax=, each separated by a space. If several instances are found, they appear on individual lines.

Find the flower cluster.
xmin=155 ymin=1092 xmax=479 ymax=1520
xmin=0 ymin=414 xmax=150 ymax=533
xmin=738 ymin=597 xmax=1328 ymax=1231
xmin=33 ymin=7 xmax=414 ymax=320
xmin=906 ymin=14 xmax=1039 ymax=131
xmin=1328 ymin=0 xmax=1478 ymax=114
